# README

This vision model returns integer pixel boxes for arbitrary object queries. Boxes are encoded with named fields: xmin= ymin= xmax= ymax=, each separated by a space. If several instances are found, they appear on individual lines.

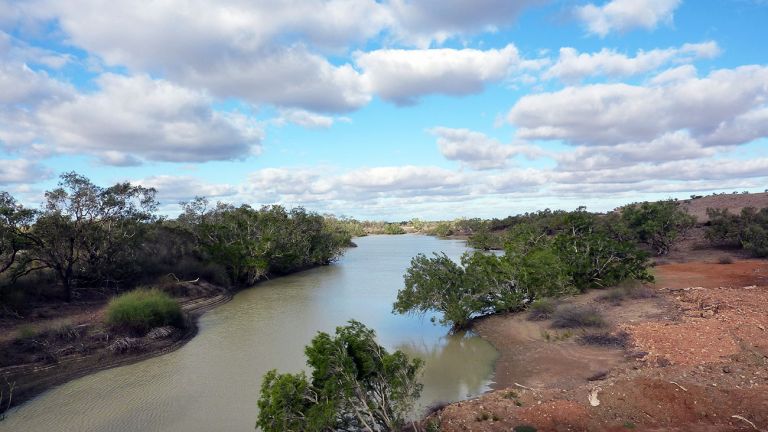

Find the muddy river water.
xmin=1 ymin=235 xmax=498 ymax=432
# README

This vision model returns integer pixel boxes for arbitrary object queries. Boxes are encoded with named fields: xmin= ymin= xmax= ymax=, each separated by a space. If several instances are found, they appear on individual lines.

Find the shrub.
xmin=706 ymin=207 xmax=768 ymax=257
xmin=105 ymin=289 xmax=184 ymax=335
xmin=597 ymin=284 xmax=655 ymax=305
xmin=257 ymin=321 xmax=423 ymax=432
xmin=383 ymin=223 xmax=406 ymax=235
xmin=620 ymin=200 xmax=695 ymax=256
xmin=579 ymin=331 xmax=629 ymax=347
xmin=551 ymin=306 xmax=606 ymax=329
xmin=527 ymin=298 xmax=556 ymax=321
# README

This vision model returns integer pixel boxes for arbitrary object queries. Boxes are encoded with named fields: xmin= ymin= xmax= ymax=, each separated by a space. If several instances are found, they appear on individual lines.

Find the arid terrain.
xmin=430 ymin=242 xmax=768 ymax=430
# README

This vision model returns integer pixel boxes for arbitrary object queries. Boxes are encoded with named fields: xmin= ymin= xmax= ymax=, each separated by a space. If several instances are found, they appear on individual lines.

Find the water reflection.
xmin=398 ymin=331 xmax=497 ymax=411
xmin=1 ymin=235 xmax=497 ymax=432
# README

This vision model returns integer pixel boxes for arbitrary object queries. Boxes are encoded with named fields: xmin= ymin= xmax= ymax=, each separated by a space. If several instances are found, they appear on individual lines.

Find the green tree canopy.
xmin=257 ymin=320 xmax=423 ymax=432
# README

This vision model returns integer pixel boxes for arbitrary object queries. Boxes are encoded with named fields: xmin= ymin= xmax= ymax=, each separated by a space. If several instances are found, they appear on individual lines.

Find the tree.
xmin=22 ymin=173 xmax=157 ymax=301
xmin=394 ymin=209 xmax=654 ymax=329
xmin=706 ymin=207 xmax=768 ymax=257
xmin=0 ymin=192 xmax=34 ymax=276
xmin=181 ymin=201 xmax=349 ymax=286
xmin=257 ymin=321 xmax=423 ymax=432
xmin=394 ymin=252 xmax=483 ymax=330
xmin=620 ymin=200 xmax=695 ymax=255
xmin=554 ymin=210 xmax=652 ymax=291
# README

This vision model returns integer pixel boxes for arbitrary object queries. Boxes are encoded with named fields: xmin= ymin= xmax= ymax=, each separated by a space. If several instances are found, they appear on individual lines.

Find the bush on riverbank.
xmin=0 ymin=172 xmax=357 ymax=314
xmin=394 ymin=208 xmax=653 ymax=330
xmin=105 ymin=289 xmax=184 ymax=335
xmin=257 ymin=320 xmax=423 ymax=432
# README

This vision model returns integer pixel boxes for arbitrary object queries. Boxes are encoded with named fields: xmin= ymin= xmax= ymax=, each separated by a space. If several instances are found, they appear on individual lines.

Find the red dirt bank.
xmin=432 ymin=259 xmax=768 ymax=432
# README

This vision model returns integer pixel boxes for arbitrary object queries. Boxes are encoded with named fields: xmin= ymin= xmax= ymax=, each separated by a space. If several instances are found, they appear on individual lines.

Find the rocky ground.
xmin=428 ymin=259 xmax=768 ymax=432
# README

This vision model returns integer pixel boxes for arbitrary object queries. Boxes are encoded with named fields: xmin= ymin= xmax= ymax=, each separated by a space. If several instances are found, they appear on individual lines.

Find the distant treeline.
xmin=0 ymin=172 xmax=353 ymax=311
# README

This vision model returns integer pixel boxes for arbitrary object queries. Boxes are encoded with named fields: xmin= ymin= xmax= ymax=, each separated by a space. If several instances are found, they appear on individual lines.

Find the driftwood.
xmin=670 ymin=381 xmax=688 ymax=392
xmin=731 ymin=415 xmax=760 ymax=431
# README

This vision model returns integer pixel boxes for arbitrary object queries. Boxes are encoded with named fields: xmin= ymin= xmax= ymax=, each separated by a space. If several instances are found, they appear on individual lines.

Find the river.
xmin=1 ymin=234 xmax=498 ymax=432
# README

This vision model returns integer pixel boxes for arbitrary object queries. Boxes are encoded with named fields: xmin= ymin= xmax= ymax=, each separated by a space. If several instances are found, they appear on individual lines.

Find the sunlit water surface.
xmin=1 ymin=235 xmax=497 ymax=432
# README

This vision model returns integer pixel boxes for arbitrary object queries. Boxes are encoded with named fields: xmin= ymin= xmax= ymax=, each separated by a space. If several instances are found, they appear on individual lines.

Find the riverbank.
xmin=428 ymin=258 xmax=768 ymax=431
xmin=0 ymin=280 xmax=232 ymax=414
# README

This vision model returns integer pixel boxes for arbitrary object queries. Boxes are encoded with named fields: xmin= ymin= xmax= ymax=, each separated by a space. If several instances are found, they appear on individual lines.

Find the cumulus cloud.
xmin=0 ymin=159 xmax=52 ymax=185
xmin=6 ymin=1 xmax=550 ymax=111
xmin=23 ymin=1 xmax=379 ymax=112
xmin=554 ymin=132 xmax=715 ymax=171
xmin=508 ymin=65 xmax=768 ymax=148
xmin=30 ymin=74 xmax=263 ymax=164
xmin=134 ymin=175 xmax=237 ymax=202
xmin=0 ymin=73 xmax=263 ymax=165
xmin=385 ymin=0 xmax=546 ymax=46
xmin=274 ymin=109 xmax=343 ymax=129
xmin=430 ymin=127 xmax=544 ymax=169
xmin=576 ymin=0 xmax=682 ymax=37
xmin=339 ymin=165 xmax=465 ymax=192
xmin=0 ymin=61 xmax=73 ymax=106
xmin=543 ymin=42 xmax=719 ymax=82
xmin=240 ymin=165 xmax=468 ymax=207
xmin=357 ymin=44 xmax=527 ymax=105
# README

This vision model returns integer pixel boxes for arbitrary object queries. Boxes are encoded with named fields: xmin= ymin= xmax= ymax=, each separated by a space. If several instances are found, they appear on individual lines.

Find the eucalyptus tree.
xmin=257 ymin=321 xmax=423 ymax=432
xmin=0 ymin=192 xmax=35 ymax=276
xmin=23 ymin=172 xmax=157 ymax=300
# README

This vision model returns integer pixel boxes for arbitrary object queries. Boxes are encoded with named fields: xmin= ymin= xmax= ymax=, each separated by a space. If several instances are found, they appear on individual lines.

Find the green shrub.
xmin=551 ymin=306 xmax=606 ymax=329
xmin=257 ymin=321 xmax=422 ymax=432
xmin=106 ymin=289 xmax=184 ymax=335
xmin=527 ymin=298 xmax=556 ymax=321
xmin=706 ymin=207 xmax=768 ymax=257
xmin=620 ymin=200 xmax=695 ymax=256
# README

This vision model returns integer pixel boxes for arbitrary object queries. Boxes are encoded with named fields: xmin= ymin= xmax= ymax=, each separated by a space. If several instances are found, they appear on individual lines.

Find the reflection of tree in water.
xmin=395 ymin=331 xmax=497 ymax=404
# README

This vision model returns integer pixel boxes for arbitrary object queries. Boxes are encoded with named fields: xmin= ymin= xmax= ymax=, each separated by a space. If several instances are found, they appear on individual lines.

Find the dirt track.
xmin=432 ymin=259 xmax=768 ymax=431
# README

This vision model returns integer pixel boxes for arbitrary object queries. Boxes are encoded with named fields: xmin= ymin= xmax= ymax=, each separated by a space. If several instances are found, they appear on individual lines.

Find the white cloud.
xmin=274 ymin=109 xmax=337 ymax=129
xmin=430 ymin=127 xmax=544 ymax=169
xmin=385 ymin=0 xmax=546 ymax=46
xmin=33 ymin=74 xmax=263 ymax=164
xmin=649 ymin=64 xmax=698 ymax=85
xmin=554 ymin=131 xmax=715 ymax=171
xmin=0 ymin=61 xmax=73 ymax=106
xmin=357 ymin=44 xmax=525 ymax=105
xmin=1 ymin=1 xmax=547 ymax=112
xmin=576 ymin=0 xmax=682 ymax=37
xmin=134 ymin=175 xmax=237 ymax=202
xmin=508 ymin=65 xmax=768 ymax=148
xmin=543 ymin=42 xmax=719 ymax=82
xmin=0 ymin=159 xmax=52 ymax=185
xmin=339 ymin=166 xmax=465 ymax=192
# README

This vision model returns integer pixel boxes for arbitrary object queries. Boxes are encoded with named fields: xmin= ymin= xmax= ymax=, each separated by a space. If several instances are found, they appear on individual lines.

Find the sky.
xmin=1 ymin=0 xmax=767 ymax=220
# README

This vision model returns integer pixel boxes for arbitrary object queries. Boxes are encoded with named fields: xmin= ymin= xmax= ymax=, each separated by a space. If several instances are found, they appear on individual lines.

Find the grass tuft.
xmin=718 ymin=256 xmax=734 ymax=264
xmin=527 ymin=298 xmax=556 ymax=321
xmin=551 ymin=306 xmax=606 ymax=329
xmin=105 ymin=289 xmax=184 ymax=336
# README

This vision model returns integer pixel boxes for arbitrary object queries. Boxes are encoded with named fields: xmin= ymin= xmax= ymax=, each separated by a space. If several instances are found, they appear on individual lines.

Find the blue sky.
xmin=1 ymin=0 xmax=767 ymax=220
